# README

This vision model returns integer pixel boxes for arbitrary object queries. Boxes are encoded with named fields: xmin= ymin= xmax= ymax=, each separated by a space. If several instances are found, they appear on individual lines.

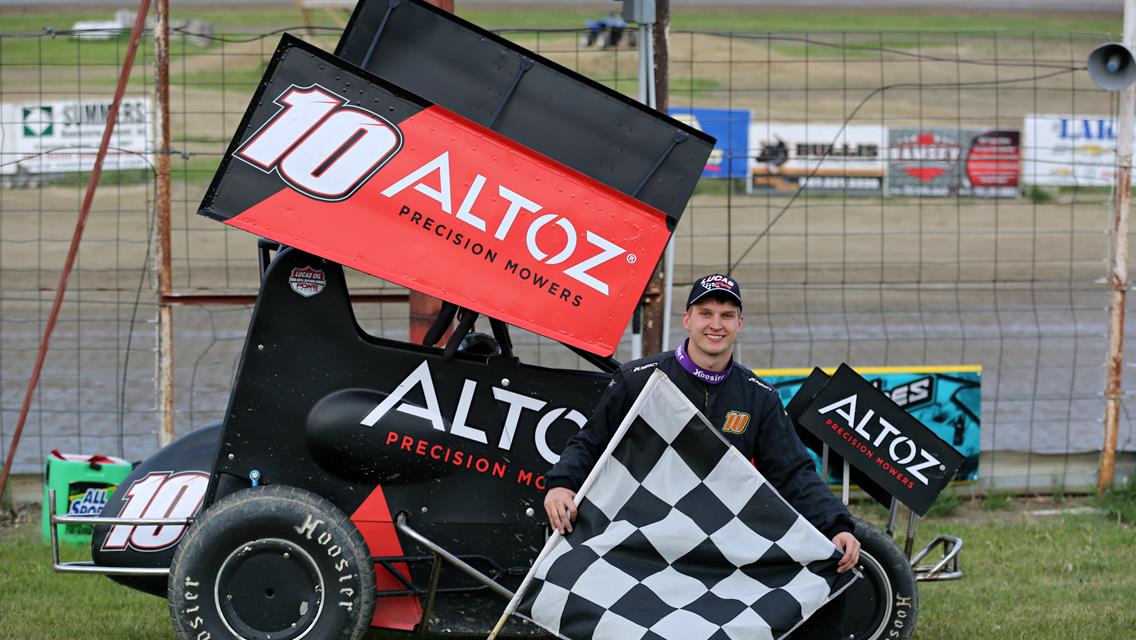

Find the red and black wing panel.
xmin=200 ymin=35 xmax=673 ymax=356
xmin=336 ymin=0 xmax=715 ymax=226
xmin=199 ymin=34 xmax=430 ymax=224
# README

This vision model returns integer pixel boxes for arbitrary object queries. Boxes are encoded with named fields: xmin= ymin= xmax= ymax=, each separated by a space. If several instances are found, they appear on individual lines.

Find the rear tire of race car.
xmin=842 ymin=517 xmax=918 ymax=640
xmin=167 ymin=485 xmax=375 ymax=640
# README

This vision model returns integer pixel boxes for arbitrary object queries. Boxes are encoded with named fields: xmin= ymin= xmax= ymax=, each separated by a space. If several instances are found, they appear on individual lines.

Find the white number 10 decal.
xmin=235 ymin=85 xmax=403 ymax=201
xmin=102 ymin=472 xmax=209 ymax=551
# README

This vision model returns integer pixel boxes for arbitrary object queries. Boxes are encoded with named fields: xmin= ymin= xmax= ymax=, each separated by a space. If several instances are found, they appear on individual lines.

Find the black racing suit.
xmin=545 ymin=349 xmax=854 ymax=640
xmin=546 ymin=349 xmax=855 ymax=538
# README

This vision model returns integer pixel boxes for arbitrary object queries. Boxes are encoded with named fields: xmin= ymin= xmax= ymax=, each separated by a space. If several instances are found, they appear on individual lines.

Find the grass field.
xmin=3 ymin=495 xmax=1134 ymax=639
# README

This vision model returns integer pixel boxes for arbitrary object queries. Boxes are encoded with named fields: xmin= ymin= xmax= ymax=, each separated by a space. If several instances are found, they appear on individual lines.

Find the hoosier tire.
xmin=842 ymin=517 xmax=919 ymax=640
xmin=168 ymin=485 xmax=375 ymax=640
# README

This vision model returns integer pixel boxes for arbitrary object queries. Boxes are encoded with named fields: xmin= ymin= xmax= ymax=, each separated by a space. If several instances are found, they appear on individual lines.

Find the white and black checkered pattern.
xmin=511 ymin=371 xmax=857 ymax=640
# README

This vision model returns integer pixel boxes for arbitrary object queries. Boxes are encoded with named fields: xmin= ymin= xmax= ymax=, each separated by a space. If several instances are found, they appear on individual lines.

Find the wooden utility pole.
xmin=641 ymin=0 xmax=670 ymax=356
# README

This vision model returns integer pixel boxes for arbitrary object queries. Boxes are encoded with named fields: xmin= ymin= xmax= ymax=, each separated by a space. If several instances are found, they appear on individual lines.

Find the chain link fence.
xmin=2 ymin=18 xmax=1133 ymax=493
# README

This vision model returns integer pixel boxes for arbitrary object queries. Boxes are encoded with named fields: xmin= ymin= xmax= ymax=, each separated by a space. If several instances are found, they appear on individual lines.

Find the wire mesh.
xmin=1 ymin=20 xmax=1132 ymax=491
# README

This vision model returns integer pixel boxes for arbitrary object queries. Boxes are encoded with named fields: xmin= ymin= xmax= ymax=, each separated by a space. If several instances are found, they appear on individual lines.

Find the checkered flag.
xmin=498 ymin=370 xmax=858 ymax=640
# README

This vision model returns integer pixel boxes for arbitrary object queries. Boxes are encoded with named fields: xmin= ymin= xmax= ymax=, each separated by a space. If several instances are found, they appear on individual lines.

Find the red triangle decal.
xmin=903 ymin=167 xmax=947 ymax=182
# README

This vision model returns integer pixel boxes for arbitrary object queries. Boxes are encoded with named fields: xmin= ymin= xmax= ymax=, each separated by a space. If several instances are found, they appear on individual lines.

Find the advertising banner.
xmin=886 ymin=127 xmax=1020 ymax=197
xmin=670 ymin=107 xmax=750 ymax=179
xmin=748 ymin=123 xmax=885 ymax=195
xmin=0 ymin=98 xmax=151 ymax=175
xmin=200 ymin=36 xmax=676 ymax=356
xmin=1022 ymin=115 xmax=1126 ymax=186
xmin=760 ymin=365 xmax=980 ymax=508
xmin=783 ymin=365 xmax=968 ymax=516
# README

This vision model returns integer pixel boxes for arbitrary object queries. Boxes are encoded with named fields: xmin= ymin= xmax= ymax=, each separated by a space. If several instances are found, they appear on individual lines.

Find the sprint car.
xmin=49 ymin=2 xmax=961 ymax=639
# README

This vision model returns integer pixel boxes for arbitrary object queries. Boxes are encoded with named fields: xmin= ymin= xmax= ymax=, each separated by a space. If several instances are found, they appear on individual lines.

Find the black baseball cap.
xmin=686 ymin=273 xmax=742 ymax=310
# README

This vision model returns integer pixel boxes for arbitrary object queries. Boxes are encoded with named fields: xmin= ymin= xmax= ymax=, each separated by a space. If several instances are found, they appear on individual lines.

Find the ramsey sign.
xmin=886 ymin=127 xmax=1020 ymax=198
xmin=200 ymin=36 xmax=673 ymax=355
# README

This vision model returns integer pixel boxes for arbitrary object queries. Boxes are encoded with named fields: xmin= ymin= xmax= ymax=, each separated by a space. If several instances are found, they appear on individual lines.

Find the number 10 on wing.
xmin=235 ymin=84 xmax=403 ymax=201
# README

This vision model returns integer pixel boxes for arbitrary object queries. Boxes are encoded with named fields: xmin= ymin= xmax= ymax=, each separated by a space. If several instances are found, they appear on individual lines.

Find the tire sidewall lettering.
xmin=177 ymin=574 xmax=209 ymax=638
xmin=849 ymin=517 xmax=918 ymax=640
xmin=296 ymin=512 xmax=357 ymax=612
xmin=168 ymin=487 xmax=375 ymax=640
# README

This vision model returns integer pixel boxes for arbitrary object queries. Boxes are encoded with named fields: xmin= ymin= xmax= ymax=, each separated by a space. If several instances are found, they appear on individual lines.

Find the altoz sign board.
xmin=200 ymin=36 xmax=672 ymax=356
xmin=762 ymin=365 xmax=980 ymax=486
xmin=789 ymin=365 xmax=966 ymax=516
xmin=0 ymin=98 xmax=151 ymax=175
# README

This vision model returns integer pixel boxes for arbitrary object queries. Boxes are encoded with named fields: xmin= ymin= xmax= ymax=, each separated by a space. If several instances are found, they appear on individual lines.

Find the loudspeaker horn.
xmin=1088 ymin=42 xmax=1136 ymax=91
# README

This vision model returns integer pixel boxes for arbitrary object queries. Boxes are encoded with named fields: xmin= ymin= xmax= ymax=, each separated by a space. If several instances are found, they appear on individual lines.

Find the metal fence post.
xmin=1101 ymin=0 xmax=1136 ymax=493
xmin=155 ymin=0 xmax=175 ymax=448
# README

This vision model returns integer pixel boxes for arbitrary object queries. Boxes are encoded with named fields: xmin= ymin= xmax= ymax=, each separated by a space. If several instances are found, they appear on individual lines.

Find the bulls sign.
xmin=200 ymin=36 xmax=683 ymax=355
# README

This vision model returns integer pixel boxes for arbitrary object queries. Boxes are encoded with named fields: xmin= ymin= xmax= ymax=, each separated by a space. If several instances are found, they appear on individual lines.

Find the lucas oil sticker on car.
xmin=199 ymin=35 xmax=712 ymax=357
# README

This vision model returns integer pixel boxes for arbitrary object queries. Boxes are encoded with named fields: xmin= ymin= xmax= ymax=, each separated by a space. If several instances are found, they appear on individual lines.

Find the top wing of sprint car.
xmin=201 ymin=15 xmax=713 ymax=357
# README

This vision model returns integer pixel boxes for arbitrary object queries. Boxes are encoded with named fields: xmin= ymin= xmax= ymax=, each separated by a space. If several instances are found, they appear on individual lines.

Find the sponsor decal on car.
xmin=289 ymin=265 xmax=327 ymax=297
xmin=200 ymin=38 xmax=675 ymax=355
xmin=102 ymin=471 xmax=209 ymax=552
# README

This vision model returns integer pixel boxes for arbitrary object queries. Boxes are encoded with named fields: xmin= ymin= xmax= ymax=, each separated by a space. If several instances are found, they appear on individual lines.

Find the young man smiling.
xmin=543 ymin=273 xmax=859 ymax=640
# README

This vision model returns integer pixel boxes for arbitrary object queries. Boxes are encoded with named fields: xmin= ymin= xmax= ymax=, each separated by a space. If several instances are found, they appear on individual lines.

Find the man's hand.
xmin=832 ymin=531 xmax=861 ymax=573
xmin=544 ymin=487 xmax=577 ymax=535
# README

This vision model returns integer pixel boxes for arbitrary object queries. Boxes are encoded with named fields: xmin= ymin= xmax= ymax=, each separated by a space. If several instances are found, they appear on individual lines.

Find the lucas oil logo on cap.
xmin=700 ymin=274 xmax=736 ymax=291
xmin=289 ymin=266 xmax=326 ymax=297
xmin=722 ymin=410 xmax=750 ymax=434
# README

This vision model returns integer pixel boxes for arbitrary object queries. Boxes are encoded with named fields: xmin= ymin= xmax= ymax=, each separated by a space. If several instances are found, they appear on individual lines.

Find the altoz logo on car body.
xmin=209 ymin=44 xmax=674 ymax=355
xmin=289 ymin=265 xmax=326 ymax=297
xmin=359 ymin=360 xmax=587 ymax=465
xmin=234 ymin=84 xmax=403 ymax=201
